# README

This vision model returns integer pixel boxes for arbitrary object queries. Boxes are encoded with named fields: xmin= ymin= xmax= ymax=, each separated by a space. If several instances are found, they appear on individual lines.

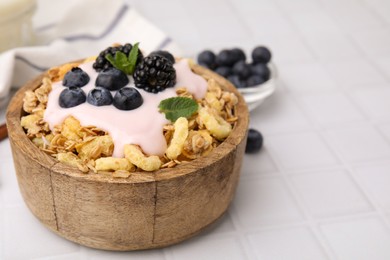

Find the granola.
xmin=20 ymin=56 xmax=238 ymax=177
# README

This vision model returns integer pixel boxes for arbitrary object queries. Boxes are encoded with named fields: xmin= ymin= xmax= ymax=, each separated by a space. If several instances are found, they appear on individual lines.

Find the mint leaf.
xmin=158 ymin=97 xmax=199 ymax=122
xmin=105 ymin=53 xmax=117 ymax=67
xmin=116 ymin=51 xmax=128 ymax=65
xmin=104 ymin=43 xmax=140 ymax=75
xmin=128 ymin=42 xmax=139 ymax=75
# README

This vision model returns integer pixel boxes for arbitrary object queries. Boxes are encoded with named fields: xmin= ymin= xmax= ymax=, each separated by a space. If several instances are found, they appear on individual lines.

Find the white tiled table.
xmin=1 ymin=0 xmax=390 ymax=259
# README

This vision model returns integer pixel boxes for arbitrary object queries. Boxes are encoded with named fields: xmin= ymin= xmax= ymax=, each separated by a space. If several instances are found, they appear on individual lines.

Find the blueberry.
xmin=231 ymin=48 xmax=246 ymax=64
xmin=232 ymin=61 xmax=252 ymax=79
xmin=59 ymin=87 xmax=86 ymax=108
xmin=197 ymin=50 xmax=216 ymax=69
xmin=245 ymin=128 xmax=263 ymax=153
xmin=149 ymin=50 xmax=175 ymax=64
xmin=215 ymin=66 xmax=232 ymax=78
xmin=87 ymin=87 xmax=113 ymax=106
xmin=113 ymin=87 xmax=143 ymax=110
xmin=216 ymin=50 xmax=236 ymax=67
xmin=251 ymin=63 xmax=270 ymax=81
xmin=228 ymin=75 xmax=246 ymax=88
xmin=252 ymin=46 xmax=272 ymax=64
xmin=246 ymin=75 xmax=266 ymax=87
xmin=63 ymin=67 xmax=90 ymax=88
xmin=95 ymin=67 xmax=129 ymax=91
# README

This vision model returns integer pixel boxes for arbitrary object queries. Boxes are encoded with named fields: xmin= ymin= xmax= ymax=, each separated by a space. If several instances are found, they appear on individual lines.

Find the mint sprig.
xmin=158 ymin=97 xmax=199 ymax=122
xmin=105 ymin=42 xmax=139 ymax=75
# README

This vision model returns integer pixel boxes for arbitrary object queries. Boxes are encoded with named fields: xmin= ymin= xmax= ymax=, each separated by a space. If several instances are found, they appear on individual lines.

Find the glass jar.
xmin=0 ymin=0 xmax=36 ymax=53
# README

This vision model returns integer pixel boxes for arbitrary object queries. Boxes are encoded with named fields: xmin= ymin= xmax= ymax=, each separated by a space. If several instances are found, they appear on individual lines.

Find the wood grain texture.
xmin=6 ymin=65 xmax=249 ymax=251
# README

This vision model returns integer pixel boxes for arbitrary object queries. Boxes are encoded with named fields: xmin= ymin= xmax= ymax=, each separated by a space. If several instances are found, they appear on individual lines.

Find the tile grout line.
xmin=254 ymin=3 xmax=347 ymax=259
xmin=285 ymin=71 xmax=390 ymax=233
xmin=260 ymin=4 xmax=390 ymax=255
xmin=273 ymin=0 xmax=390 ymax=229
xmin=358 ymin=0 xmax=390 ymax=28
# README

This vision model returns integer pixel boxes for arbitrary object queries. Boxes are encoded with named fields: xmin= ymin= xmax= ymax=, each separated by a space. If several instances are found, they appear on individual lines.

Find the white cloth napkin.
xmin=0 ymin=0 xmax=181 ymax=108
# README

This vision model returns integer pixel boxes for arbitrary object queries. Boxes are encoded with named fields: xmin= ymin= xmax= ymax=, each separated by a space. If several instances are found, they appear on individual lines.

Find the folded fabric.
xmin=0 ymin=0 xmax=181 ymax=108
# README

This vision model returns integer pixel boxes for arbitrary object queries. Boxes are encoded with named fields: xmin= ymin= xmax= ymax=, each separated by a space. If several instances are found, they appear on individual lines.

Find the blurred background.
xmin=1 ymin=0 xmax=390 ymax=259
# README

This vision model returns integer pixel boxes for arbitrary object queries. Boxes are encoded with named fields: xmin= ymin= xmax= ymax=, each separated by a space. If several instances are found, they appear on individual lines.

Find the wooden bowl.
xmin=6 ymin=64 xmax=249 ymax=251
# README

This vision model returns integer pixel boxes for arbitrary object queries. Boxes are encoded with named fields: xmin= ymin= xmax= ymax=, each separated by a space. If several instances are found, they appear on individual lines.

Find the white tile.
xmin=302 ymin=32 xmax=359 ymax=61
xmin=0 ymin=208 xmax=3 ymax=259
xmin=373 ymin=55 xmax=390 ymax=80
xmin=241 ymin=148 xmax=278 ymax=177
xmin=326 ymin=125 xmax=390 ymax=162
xmin=169 ymin=236 xmax=245 ymax=260
xmin=290 ymin=170 xmax=372 ymax=218
xmin=250 ymin=90 xmax=312 ymax=134
xmin=326 ymin=3 xmax=383 ymax=32
xmin=3 ymin=206 xmax=80 ymax=259
xmin=183 ymin=0 xmax=249 ymax=44
xmin=84 ymin=248 xmax=164 ymax=260
xmin=243 ymin=9 xmax=295 ymax=38
xmin=320 ymin=217 xmax=390 ymax=260
xmin=247 ymin=227 xmax=328 ymax=260
xmin=266 ymin=132 xmax=339 ymax=170
xmin=253 ymin=33 xmax=315 ymax=64
xmin=353 ymin=162 xmax=390 ymax=210
xmin=378 ymin=123 xmax=390 ymax=142
xmin=350 ymin=29 xmax=390 ymax=57
xmin=362 ymin=0 xmax=390 ymax=25
xmin=0 ymin=159 xmax=24 ymax=207
xmin=278 ymin=62 xmax=338 ymax=93
xmin=274 ymin=0 xmax=322 ymax=14
xmin=231 ymin=177 xmax=303 ymax=228
xmin=0 ymin=139 xmax=12 ymax=160
xmin=324 ymin=59 xmax=386 ymax=88
xmin=200 ymin=212 xmax=236 ymax=236
xmin=290 ymin=11 xmax=341 ymax=34
xmin=351 ymin=86 xmax=390 ymax=121
xmin=298 ymin=92 xmax=365 ymax=126
xmin=0 ymin=141 xmax=12 ymax=164
xmin=36 ymin=253 xmax=83 ymax=260
xmin=229 ymin=0 xmax=279 ymax=15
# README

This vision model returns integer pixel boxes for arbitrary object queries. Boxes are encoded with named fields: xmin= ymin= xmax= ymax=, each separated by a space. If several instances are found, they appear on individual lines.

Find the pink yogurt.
xmin=44 ymin=59 xmax=207 ymax=157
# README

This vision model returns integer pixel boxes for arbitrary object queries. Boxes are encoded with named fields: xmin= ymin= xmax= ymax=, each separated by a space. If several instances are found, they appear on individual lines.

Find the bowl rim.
xmin=6 ymin=63 xmax=249 ymax=184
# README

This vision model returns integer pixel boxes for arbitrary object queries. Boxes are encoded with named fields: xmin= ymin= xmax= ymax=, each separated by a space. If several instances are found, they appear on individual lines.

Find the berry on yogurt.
xmin=59 ymin=87 xmax=86 ymax=108
xmin=113 ymin=87 xmax=143 ymax=111
xmin=96 ymin=67 xmax=129 ymax=91
xmin=87 ymin=87 xmax=113 ymax=106
xmin=63 ymin=67 xmax=90 ymax=88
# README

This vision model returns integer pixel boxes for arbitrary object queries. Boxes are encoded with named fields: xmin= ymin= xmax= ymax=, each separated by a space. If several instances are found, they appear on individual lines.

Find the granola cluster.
xmin=21 ymin=60 xmax=238 ymax=177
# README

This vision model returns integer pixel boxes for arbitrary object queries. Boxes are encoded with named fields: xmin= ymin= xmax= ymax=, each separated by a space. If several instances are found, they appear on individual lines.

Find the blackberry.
xmin=133 ymin=56 xmax=176 ymax=94
xmin=149 ymin=50 xmax=175 ymax=64
xmin=93 ymin=43 xmax=144 ymax=72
